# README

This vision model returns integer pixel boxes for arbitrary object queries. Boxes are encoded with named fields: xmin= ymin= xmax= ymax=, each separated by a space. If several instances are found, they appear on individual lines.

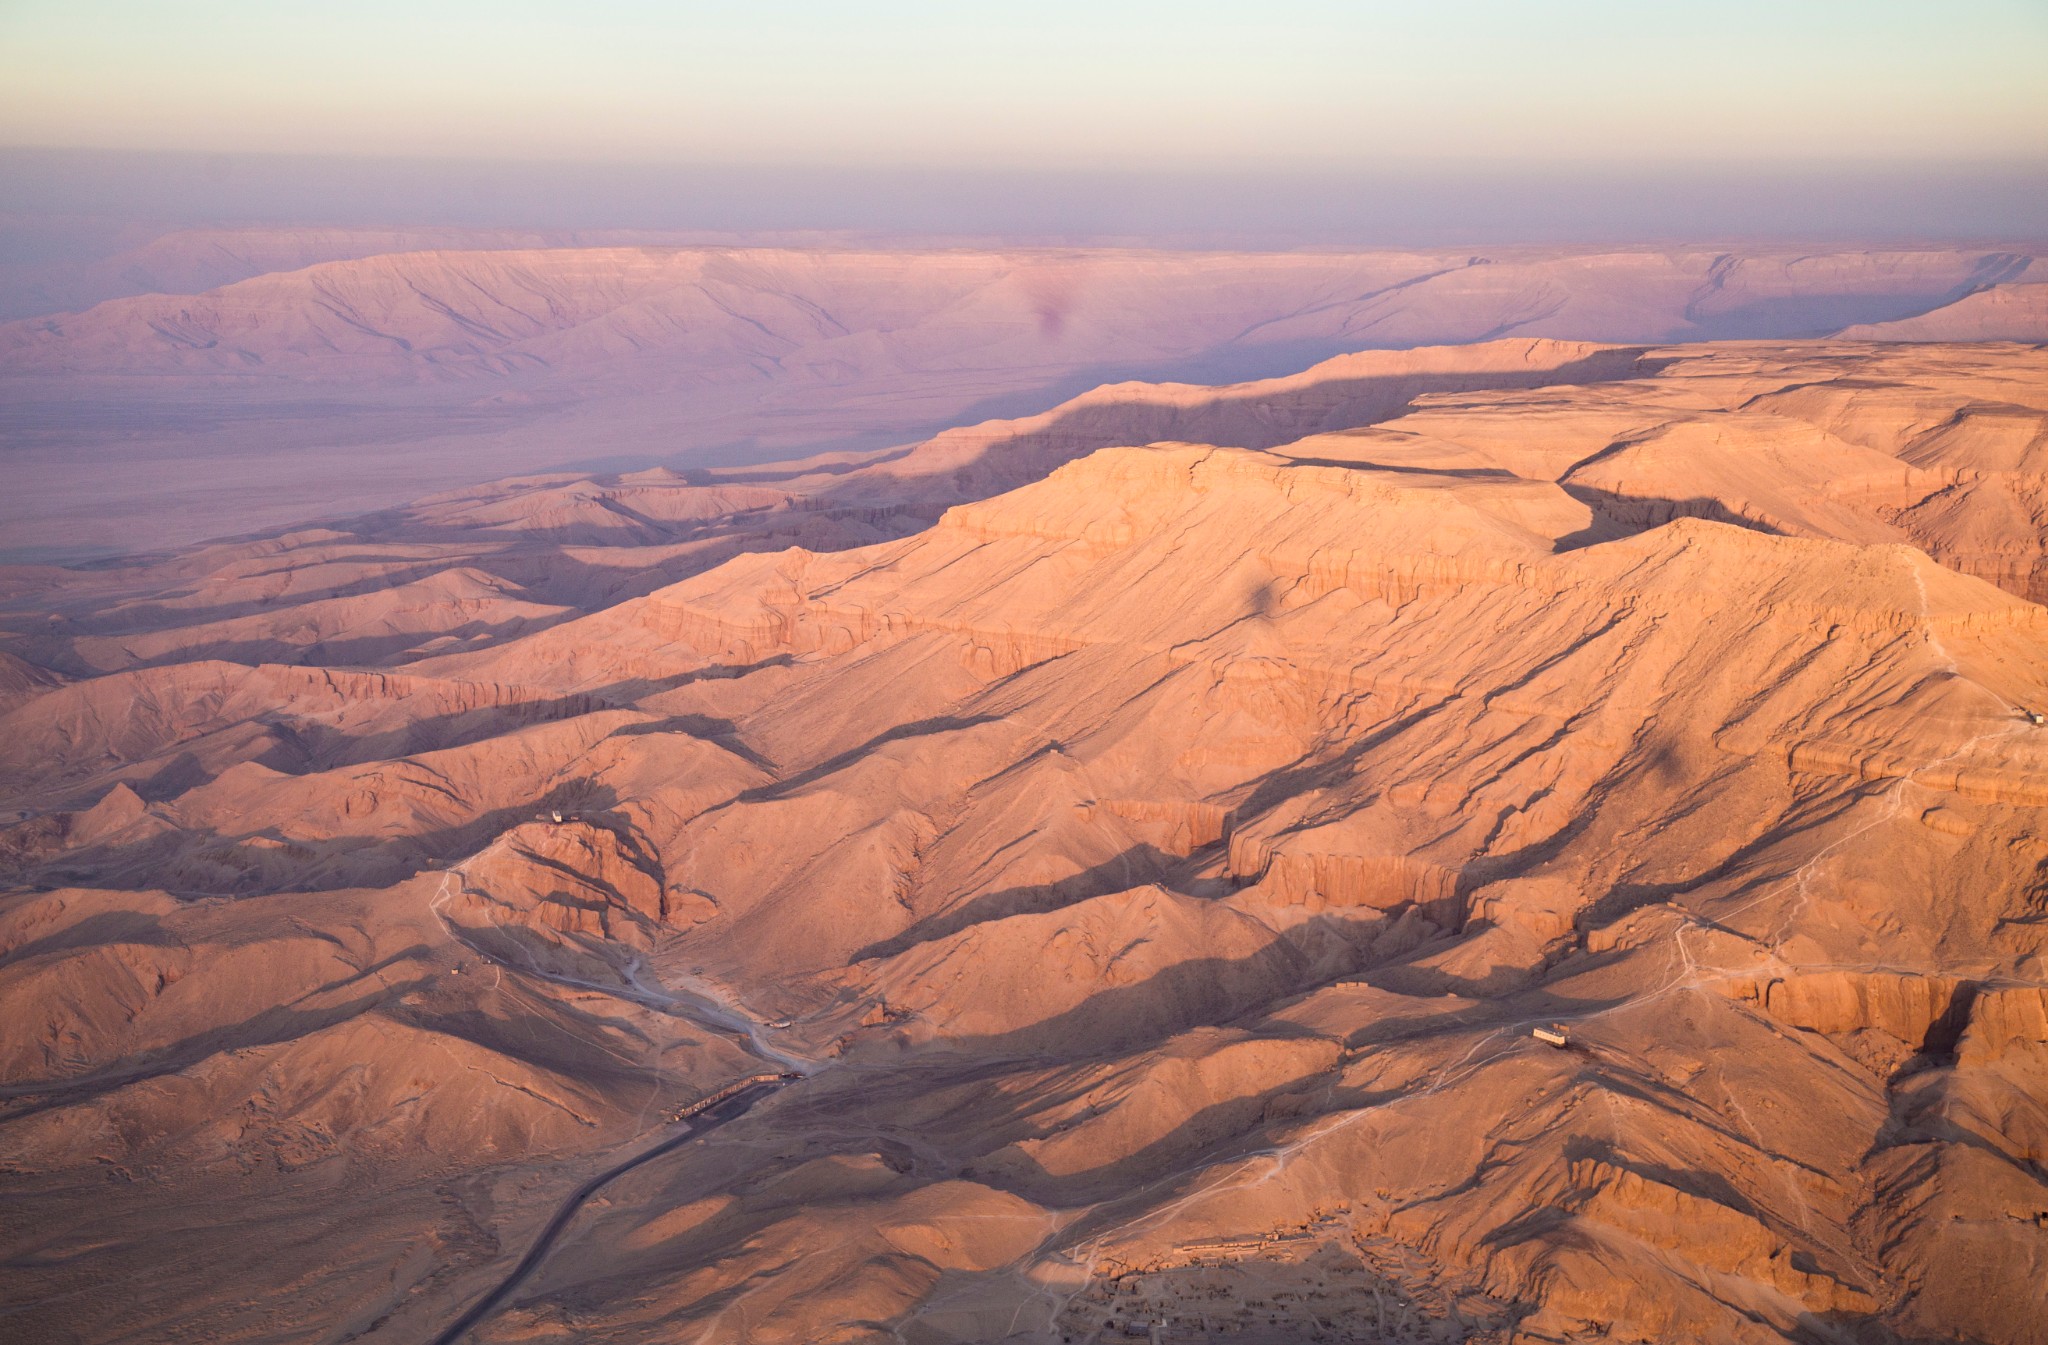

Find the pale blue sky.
xmin=2 ymin=1 xmax=2045 ymax=167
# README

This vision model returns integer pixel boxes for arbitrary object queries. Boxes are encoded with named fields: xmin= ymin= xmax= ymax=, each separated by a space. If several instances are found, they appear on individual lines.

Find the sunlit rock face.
xmin=4 ymin=331 xmax=2047 ymax=1345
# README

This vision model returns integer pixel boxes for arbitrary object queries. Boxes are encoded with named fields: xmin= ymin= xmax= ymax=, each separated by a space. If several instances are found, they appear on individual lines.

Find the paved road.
xmin=425 ymin=1078 xmax=787 ymax=1345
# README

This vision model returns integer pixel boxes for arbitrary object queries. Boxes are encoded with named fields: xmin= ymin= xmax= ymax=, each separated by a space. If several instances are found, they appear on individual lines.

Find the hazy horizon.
xmin=5 ymin=1 xmax=2046 ymax=167
xmin=5 ymin=147 xmax=2047 ymax=253
xmin=6 ymin=2 xmax=2046 ymax=246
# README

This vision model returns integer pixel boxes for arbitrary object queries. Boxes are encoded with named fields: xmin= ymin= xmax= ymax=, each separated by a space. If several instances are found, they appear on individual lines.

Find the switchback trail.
xmin=426 ymin=1077 xmax=788 ymax=1345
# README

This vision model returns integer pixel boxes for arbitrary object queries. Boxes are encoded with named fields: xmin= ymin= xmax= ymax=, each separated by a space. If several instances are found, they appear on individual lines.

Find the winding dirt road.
xmin=426 ymin=1078 xmax=788 ymax=1345
xmin=422 ymin=855 xmax=817 ymax=1342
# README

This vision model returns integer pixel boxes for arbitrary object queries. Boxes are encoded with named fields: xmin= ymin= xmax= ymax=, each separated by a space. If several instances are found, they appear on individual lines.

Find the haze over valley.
xmin=3 ymin=236 xmax=2043 ymax=560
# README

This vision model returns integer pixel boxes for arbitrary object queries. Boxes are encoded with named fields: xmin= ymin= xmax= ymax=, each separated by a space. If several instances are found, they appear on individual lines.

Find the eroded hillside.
xmin=3 ymin=337 xmax=2046 ymax=1344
